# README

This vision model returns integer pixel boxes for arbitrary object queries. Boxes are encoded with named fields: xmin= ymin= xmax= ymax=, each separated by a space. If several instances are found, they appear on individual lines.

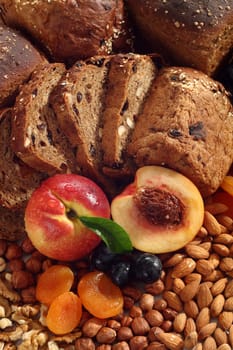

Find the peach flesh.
xmin=25 ymin=174 xmax=110 ymax=261
xmin=111 ymin=166 xmax=204 ymax=254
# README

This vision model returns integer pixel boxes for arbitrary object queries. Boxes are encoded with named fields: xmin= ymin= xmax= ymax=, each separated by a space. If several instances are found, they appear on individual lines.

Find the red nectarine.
xmin=25 ymin=174 xmax=110 ymax=261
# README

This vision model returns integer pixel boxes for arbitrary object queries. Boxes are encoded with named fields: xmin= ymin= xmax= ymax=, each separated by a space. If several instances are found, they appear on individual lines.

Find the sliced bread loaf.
xmin=50 ymin=57 xmax=116 ymax=192
xmin=0 ymin=108 xmax=46 ymax=210
xmin=101 ymin=53 xmax=157 ymax=178
xmin=11 ymin=63 xmax=77 ymax=175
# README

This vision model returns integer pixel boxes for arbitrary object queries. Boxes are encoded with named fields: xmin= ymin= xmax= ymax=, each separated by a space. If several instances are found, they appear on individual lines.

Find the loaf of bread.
xmin=0 ymin=108 xmax=46 ymax=210
xmin=0 ymin=206 xmax=25 ymax=241
xmin=126 ymin=0 xmax=233 ymax=76
xmin=0 ymin=0 xmax=134 ymax=64
xmin=0 ymin=23 xmax=46 ymax=107
xmin=11 ymin=63 xmax=77 ymax=175
xmin=101 ymin=53 xmax=157 ymax=178
xmin=128 ymin=66 xmax=233 ymax=197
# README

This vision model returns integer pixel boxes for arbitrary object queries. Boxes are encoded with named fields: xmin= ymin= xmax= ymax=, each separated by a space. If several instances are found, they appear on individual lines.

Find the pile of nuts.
xmin=0 ymin=200 xmax=233 ymax=349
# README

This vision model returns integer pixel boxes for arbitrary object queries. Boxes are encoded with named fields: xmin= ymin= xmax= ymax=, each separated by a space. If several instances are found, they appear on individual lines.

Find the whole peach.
xmin=25 ymin=174 xmax=110 ymax=261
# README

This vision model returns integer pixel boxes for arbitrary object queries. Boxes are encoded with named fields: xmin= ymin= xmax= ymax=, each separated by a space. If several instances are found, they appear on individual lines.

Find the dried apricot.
xmin=212 ymin=189 xmax=233 ymax=218
xmin=46 ymin=291 xmax=82 ymax=334
xmin=77 ymin=271 xmax=123 ymax=318
xmin=221 ymin=176 xmax=233 ymax=197
xmin=36 ymin=265 xmax=74 ymax=305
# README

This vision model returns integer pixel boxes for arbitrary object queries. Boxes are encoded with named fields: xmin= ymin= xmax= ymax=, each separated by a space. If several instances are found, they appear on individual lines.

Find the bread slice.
xmin=101 ymin=54 xmax=157 ymax=178
xmin=11 ymin=63 xmax=77 ymax=175
xmin=0 ymin=108 xmax=46 ymax=210
xmin=50 ymin=56 xmax=116 ymax=192
xmin=0 ymin=206 xmax=26 ymax=241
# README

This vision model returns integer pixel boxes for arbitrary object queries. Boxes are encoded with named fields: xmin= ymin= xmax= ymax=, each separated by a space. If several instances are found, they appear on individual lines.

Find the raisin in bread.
xmin=0 ymin=108 xmax=46 ymax=210
xmin=128 ymin=67 xmax=233 ymax=197
xmin=0 ymin=23 xmax=46 ymax=107
xmin=50 ymin=57 xmax=117 ymax=193
xmin=0 ymin=0 xmax=134 ymax=64
xmin=101 ymin=53 xmax=157 ymax=178
xmin=11 ymin=63 xmax=77 ymax=175
xmin=126 ymin=0 xmax=233 ymax=76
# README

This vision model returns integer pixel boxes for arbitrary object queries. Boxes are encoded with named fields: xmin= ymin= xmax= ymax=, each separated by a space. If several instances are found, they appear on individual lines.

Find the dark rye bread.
xmin=50 ymin=57 xmax=117 ymax=192
xmin=0 ymin=23 xmax=46 ymax=107
xmin=0 ymin=108 xmax=46 ymax=210
xmin=11 ymin=63 xmax=77 ymax=175
xmin=128 ymin=67 xmax=233 ymax=197
xmin=101 ymin=54 xmax=157 ymax=178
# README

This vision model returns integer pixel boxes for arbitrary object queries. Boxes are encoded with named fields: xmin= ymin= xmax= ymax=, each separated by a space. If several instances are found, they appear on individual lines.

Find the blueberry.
xmin=131 ymin=252 xmax=162 ymax=284
xmin=90 ymin=243 xmax=117 ymax=271
xmin=110 ymin=259 xmax=132 ymax=286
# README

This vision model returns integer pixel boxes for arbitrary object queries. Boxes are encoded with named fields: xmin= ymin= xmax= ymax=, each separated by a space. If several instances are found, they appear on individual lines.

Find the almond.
xmin=184 ymin=300 xmax=199 ymax=319
xmin=202 ymin=336 xmax=217 ymax=350
xmin=204 ymin=202 xmax=228 ymax=215
xmin=224 ymin=296 xmax=233 ymax=311
xmin=203 ymin=211 xmax=222 ymax=236
xmin=196 ymin=307 xmax=210 ymax=331
xmin=172 ymin=278 xmax=185 ymax=294
xmin=212 ymin=244 xmax=230 ymax=257
xmin=197 ymin=283 xmax=213 ymax=309
xmin=163 ymin=253 xmax=186 ymax=268
xmin=196 ymin=259 xmax=215 ymax=276
xmin=229 ymin=324 xmax=233 ymax=348
xmin=171 ymin=258 xmax=196 ymax=278
xmin=214 ymin=233 xmax=233 ymax=245
xmin=198 ymin=322 xmax=217 ymax=341
xmin=184 ymin=273 xmax=202 ymax=284
xmin=213 ymin=327 xmax=228 ymax=346
xmin=211 ymin=278 xmax=228 ymax=296
xmin=210 ymin=294 xmax=225 ymax=318
xmin=162 ymin=291 xmax=183 ymax=312
xmin=224 ymin=280 xmax=233 ymax=298
xmin=184 ymin=317 xmax=196 ymax=337
xmin=216 ymin=214 xmax=233 ymax=230
xmin=156 ymin=332 xmax=184 ymax=350
xmin=185 ymin=244 xmax=210 ymax=259
xmin=216 ymin=344 xmax=232 ymax=350
xmin=184 ymin=331 xmax=198 ymax=349
xmin=219 ymin=258 xmax=233 ymax=272
xmin=179 ymin=280 xmax=200 ymax=303
xmin=218 ymin=311 xmax=233 ymax=330
xmin=173 ymin=312 xmax=187 ymax=333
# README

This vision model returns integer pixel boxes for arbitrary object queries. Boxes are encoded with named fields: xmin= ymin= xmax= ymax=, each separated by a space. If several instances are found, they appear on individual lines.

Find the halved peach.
xmin=111 ymin=166 xmax=204 ymax=254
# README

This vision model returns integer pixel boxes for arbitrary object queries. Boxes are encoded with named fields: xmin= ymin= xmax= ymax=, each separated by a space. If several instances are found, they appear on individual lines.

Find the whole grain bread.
xmin=128 ymin=67 xmax=233 ymax=197
xmin=50 ymin=57 xmax=118 ymax=194
xmin=0 ymin=109 xmax=46 ymax=210
xmin=101 ymin=53 xmax=157 ymax=178
xmin=0 ymin=0 xmax=134 ymax=64
xmin=0 ymin=23 xmax=46 ymax=107
xmin=0 ymin=205 xmax=25 ymax=241
xmin=11 ymin=63 xmax=77 ymax=175
xmin=126 ymin=0 xmax=233 ymax=76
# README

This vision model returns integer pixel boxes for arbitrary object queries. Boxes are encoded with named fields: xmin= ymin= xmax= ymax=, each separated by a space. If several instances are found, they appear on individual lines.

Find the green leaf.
xmin=79 ymin=216 xmax=133 ymax=254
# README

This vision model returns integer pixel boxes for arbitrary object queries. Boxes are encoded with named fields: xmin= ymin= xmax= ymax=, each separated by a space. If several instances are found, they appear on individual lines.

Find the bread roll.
xmin=0 ymin=0 xmax=134 ymax=64
xmin=126 ymin=0 xmax=233 ymax=76
xmin=0 ymin=23 xmax=46 ymax=107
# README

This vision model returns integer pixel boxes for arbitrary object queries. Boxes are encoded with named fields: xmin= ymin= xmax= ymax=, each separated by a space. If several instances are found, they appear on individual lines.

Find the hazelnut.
xmin=145 ymin=310 xmax=164 ymax=327
xmin=21 ymin=286 xmax=36 ymax=304
xmin=129 ymin=336 xmax=148 ymax=350
xmin=96 ymin=327 xmax=117 ymax=344
xmin=139 ymin=293 xmax=155 ymax=311
xmin=131 ymin=317 xmax=150 ymax=335
xmin=5 ymin=244 xmax=22 ymax=260
xmin=0 ymin=240 xmax=7 ymax=256
xmin=21 ymin=237 xmax=35 ymax=254
xmin=11 ymin=270 xmax=34 ymax=289
xmin=117 ymin=326 xmax=133 ymax=341
xmin=25 ymin=257 xmax=42 ymax=273
xmin=82 ymin=318 xmax=106 ymax=338
xmin=8 ymin=258 xmax=25 ymax=272
xmin=112 ymin=341 xmax=130 ymax=350
xmin=129 ymin=305 xmax=143 ymax=318
xmin=75 ymin=337 xmax=95 ymax=350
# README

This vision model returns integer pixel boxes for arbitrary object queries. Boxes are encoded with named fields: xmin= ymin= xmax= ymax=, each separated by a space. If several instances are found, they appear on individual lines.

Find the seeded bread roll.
xmin=0 ymin=23 xmax=46 ymax=107
xmin=11 ymin=63 xmax=77 ymax=175
xmin=126 ymin=0 xmax=233 ymax=76
xmin=0 ymin=0 xmax=134 ymax=64
xmin=128 ymin=67 xmax=233 ymax=197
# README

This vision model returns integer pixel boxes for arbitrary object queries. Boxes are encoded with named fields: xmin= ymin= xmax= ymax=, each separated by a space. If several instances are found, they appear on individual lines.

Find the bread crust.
xmin=0 ymin=0 xmax=133 ymax=63
xmin=126 ymin=0 xmax=233 ymax=75
xmin=0 ymin=23 xmax=46 ymax=107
